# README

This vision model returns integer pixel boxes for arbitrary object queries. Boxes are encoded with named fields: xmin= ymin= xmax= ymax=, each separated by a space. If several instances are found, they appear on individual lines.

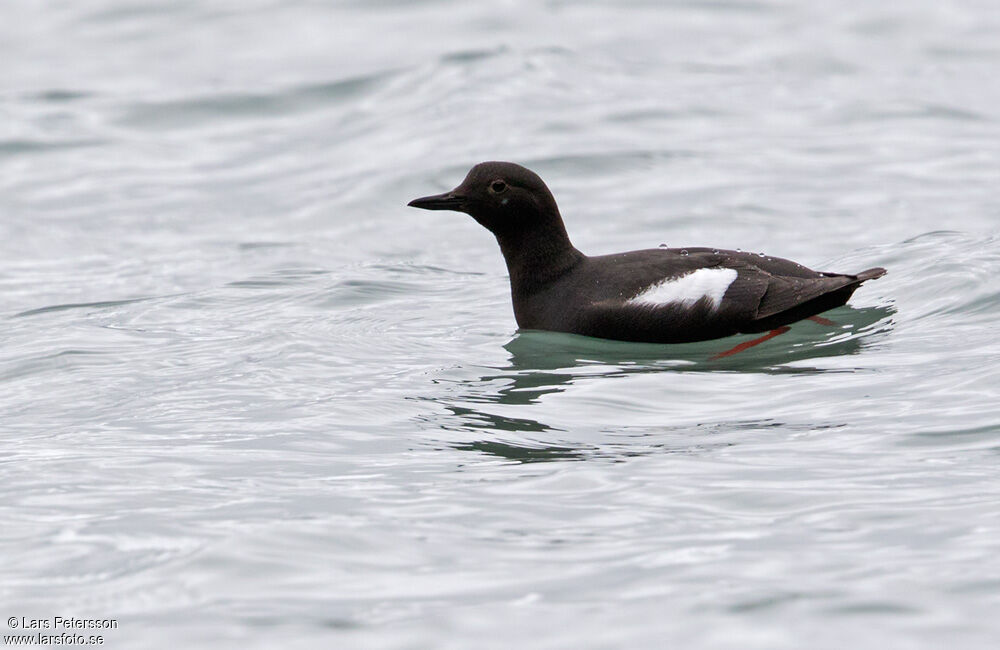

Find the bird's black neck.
xmin=494 ymin=215 xmax=584 ymax=298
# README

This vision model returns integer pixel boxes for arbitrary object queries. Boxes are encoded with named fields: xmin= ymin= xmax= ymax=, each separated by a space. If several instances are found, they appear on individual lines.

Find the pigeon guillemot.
xmin=408 ymin=161 xmax=886 ymax=346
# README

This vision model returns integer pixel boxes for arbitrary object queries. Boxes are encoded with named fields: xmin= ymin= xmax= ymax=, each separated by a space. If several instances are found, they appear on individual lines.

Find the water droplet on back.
xmin=680 ymin=249 xmax=689 ymax=256
xmin=659 ymin=243 xmax=668 ymax=248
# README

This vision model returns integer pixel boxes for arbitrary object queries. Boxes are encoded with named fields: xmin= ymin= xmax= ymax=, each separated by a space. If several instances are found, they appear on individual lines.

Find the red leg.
xmin=711 ymin=326 xmax=791 ymax=360
xmin=808 ymin=315 xmax=835 ymax=326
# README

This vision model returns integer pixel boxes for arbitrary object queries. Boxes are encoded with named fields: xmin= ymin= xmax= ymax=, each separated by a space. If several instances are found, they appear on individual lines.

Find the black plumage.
xmin=408 ymin=161 xmax=885 ymax=344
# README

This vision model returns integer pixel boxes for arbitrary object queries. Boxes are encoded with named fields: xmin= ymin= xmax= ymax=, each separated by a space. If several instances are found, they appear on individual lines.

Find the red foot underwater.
xmin=711 ymin=326 xmax=791 ymax=360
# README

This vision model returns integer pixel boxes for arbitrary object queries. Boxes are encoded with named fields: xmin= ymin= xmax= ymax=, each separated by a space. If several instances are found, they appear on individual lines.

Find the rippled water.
xmin=3 ymin=1 xmax=1000 ymax=648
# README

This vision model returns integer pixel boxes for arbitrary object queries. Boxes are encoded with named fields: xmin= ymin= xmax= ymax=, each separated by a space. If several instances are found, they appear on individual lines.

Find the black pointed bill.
xmin=407 ymin=192 xmax=466 ymax=211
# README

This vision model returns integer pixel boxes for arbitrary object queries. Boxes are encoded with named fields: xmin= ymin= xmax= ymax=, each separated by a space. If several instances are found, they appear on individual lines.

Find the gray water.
xmin=2 ymin=1 xmax=1000 ymax=648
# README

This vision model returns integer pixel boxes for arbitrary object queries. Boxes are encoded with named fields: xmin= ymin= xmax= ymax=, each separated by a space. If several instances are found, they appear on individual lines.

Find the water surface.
xmin=2 ymin=1 xmax=1000 ymax=648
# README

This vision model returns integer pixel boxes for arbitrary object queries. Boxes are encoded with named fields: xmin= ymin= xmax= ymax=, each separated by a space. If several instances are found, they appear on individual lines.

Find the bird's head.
xmin=408 ymin=161 xmax=560 ymax=235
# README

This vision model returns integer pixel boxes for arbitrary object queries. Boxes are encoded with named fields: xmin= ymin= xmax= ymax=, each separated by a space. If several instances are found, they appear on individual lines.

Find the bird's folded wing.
xmin=570 ymin=263 xmax=874 ymax=343
xmin=570 ymin=268 xmax=769 ymax=344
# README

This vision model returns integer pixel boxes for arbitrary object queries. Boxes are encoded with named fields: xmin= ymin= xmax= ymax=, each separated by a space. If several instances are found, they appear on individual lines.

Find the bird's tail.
xmin=855 ymin=267 xmax=887 ymax=282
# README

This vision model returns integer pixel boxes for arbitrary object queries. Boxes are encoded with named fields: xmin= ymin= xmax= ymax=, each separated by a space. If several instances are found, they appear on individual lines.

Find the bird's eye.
xmin=489 ymin=180 xmax=508 ymax=194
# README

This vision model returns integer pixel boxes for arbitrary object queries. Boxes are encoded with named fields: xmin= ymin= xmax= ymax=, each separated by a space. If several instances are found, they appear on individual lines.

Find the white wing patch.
xmin=627 ymin=268 xmax=738 ymax=310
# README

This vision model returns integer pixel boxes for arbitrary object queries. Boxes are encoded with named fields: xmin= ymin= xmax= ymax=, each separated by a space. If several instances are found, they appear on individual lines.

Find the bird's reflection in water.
xmin=421 ymin=305 xmax=894 ymax=463
xmin=451 ymin=439 xmax=588 ymax=463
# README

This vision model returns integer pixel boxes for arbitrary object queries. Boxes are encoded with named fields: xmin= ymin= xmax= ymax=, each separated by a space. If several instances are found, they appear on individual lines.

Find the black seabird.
xmin=408 ymin=161 xmax=885 ymax=349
